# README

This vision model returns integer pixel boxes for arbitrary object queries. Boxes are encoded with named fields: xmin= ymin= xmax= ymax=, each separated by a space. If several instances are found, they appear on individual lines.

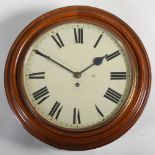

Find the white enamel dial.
xmin=23 ymin=22 xmax=131 ymax=129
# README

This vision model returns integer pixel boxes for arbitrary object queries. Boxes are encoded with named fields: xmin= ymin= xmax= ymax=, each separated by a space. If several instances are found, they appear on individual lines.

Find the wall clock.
xmin=5 ymin=6 xmax=151 ymax=150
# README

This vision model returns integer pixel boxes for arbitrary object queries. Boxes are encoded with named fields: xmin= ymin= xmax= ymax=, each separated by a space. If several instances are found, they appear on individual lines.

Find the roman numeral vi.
xmin=73 ymin=108 xmax=81 ymax=124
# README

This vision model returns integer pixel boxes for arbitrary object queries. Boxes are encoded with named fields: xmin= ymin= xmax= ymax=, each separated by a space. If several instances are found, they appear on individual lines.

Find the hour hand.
xmin=80 ymin=54 xmax=108 ymax=74
xmin=93 ymin=55 xmax=108 ymax=66
xmin=34 ymin=50 xmax=75 ymax=74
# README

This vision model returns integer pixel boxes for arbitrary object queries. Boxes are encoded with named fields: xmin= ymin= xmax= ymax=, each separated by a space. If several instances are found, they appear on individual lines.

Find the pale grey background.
xmin=0 ymin=0 xmax=154 ymax=154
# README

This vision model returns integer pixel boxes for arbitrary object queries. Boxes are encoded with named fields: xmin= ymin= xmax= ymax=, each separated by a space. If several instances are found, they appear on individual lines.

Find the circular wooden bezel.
xmin=4 ymin=6 xmax=151 ymax=150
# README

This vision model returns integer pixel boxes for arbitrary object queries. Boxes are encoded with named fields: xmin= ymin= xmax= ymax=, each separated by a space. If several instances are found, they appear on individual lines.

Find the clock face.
xmin=23 ymin=22 xmax=132 ymax=129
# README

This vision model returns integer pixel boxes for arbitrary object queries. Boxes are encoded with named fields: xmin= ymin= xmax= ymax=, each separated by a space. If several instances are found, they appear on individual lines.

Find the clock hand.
xmin=79 ymin=64 xmax=94 ymax=74
xmin=93 ymin=55 xmax=108 ymax=65
xmin=34 ymin=50 xmax=75 ymax=75
xmin=80 ymin=55 xmax=108 ymax=74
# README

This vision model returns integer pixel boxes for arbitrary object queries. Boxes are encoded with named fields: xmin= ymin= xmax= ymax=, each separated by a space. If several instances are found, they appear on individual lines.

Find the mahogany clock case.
xmin=4 ymin=6 xmax=151 ymax=150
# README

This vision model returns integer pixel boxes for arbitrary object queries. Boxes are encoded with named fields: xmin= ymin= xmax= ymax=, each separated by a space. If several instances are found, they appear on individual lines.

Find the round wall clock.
xmin=5 ymin=6 xmax=151 ymax=150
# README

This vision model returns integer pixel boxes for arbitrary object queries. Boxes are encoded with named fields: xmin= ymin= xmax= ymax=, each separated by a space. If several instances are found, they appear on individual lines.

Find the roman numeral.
xmin=73 ymin=108 xmax=81 ymax=124
xmin=104 ymin=88 xmax=122 ymax=104
xmin=32 ymin=86 xmax=50 ymax=104
xmin=51 ymin=33 xmax=64 ymax=48
xmin=95 ymin=105 xmax=104 ymax=117
xmin=111 ymin=72 xmax=127 ymax=80
xmin=106 ymin=50 xmax=121 ymax=61
xmin=49 ymin=101 xmax=63 ymax=119
xmin=94 ymin=34 xmax=103 ymax=48
xmin=29 ymin=72 xmax=45 ymax=79
xmin=74 ymin=28 xmax=83 ymax=44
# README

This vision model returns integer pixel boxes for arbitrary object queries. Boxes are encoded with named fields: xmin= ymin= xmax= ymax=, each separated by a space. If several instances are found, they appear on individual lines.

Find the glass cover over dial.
xmin=23 ymin=22 xmax=132 ymax=129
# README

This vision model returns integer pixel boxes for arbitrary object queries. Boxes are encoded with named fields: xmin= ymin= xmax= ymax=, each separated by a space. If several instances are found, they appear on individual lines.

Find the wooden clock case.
xmin=4 ymin=6 xmax=151 ymax=150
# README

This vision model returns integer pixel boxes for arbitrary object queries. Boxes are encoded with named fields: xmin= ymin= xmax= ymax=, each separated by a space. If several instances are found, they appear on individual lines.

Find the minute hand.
xmin=34 ymin=50 xmax=75 ymax=74
xmin=80 ymin=55 xmax=108 ymax=74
